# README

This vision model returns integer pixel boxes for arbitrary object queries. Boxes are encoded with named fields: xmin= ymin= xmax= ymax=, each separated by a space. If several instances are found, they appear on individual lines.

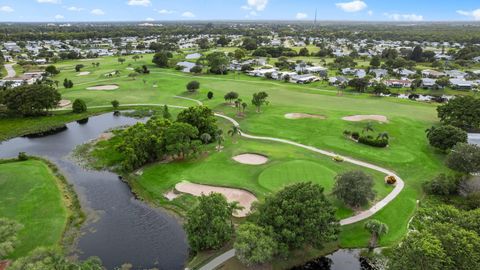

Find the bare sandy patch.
xmin=175 ymin=181 xmax=257 ymax=217
xmin=77 ymin=71 xmax=91 ymax=76
xmin=342 ymin=115 xmax=388 ymax=123
xmin=232 ymin=153 xmax=268 ymax=165
xmin=126 ymin=67 xmax=134 ymax=71
xmin=164 ymin=190 xmax=180 ymax=201
xmin=97 ymin=132 xmax=113 ymax=141
xmin=87 ymin=84 xmax=119 ymax=91
xmin=285 ymin=113 xmax=326 ymax=120
xmin=58 ymin=99 xmax=71 ymax=107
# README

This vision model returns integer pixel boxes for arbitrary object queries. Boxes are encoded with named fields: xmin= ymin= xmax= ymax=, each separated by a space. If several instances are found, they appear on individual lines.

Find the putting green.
xmin=258 ymin=160 xmax=337 ymax=192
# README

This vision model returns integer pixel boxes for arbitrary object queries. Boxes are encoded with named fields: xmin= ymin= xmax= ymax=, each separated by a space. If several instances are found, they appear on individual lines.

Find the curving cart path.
xmin=58 ymin=101 xmax=404 ymax=270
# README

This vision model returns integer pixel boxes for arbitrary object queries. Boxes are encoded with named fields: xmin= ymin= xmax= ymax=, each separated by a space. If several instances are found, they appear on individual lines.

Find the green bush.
xmin=358 ymin=136 xmax=388 ymax=148
xmin=351 ymin=132 xmax=360 ymax=140
xmin=72 ymin=99 xmax=87 ymax=113
xmin=18 ymin=152 xmax=28 ymax=161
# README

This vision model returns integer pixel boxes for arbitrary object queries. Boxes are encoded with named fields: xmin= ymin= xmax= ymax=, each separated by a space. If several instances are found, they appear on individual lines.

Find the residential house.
xmin=370 ymin=69 xmax=388 ymax=78
xmin=450 ymin=79 xmax=476 ymax=90
xmin=422 ymin=69 xmax=446 ymax=78
xmin=385 ymin=79 xmax=412 ymax=88
xmin=421 ymin=78 xmax=436 ymax=89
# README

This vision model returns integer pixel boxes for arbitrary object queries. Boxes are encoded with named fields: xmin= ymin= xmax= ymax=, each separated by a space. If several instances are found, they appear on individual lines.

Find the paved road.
xmin=58 ymin=101 xmax=405 ymax=270
xmin=3 ymin=63 xmax=16 ymax=79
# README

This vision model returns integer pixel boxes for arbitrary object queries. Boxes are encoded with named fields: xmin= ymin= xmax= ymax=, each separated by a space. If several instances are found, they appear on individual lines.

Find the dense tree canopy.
xmin=234 ymin=223 xmax=277 ymax=266
xmin=437 ymin=96 xmax=480 ymax=131
xmin=176 ymin=106 xmax=218 ymax=138
xmin=255 ymin=182 xmax=339 ymax=256
xmin=152 ymin=51 xmax=170 ymax=67
xmin=3 ymin=84 xmax=61 ymax=116
xmin=185 ymin=193 xmax=234 ymax=252
xmin=445 ymin=143 xmax=480 ymax=174
xmin=333 ymin=170 xmax=376 ymax=208
xmin=426 ymin=125 xmax=467 ymax=151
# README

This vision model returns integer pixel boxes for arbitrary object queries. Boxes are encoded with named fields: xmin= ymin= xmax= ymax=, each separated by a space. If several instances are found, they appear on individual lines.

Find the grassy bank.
xmin=0 ymin=157 xmax=84 ymax=259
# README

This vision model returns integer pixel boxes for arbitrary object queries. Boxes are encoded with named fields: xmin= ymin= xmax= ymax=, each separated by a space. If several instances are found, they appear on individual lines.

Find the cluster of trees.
xmin=333 ymin=170 xmax=376 ymax=208
xmin=185 ymin=182 xmax=340 ymax=266
xmin=387 ymin=204 xmax=480 ymax=270
xmin=63 ymin=78 xmax=74 ymax=88
xmin=234 ymin=182 xmax=339 ymax=265
xmin=252 ymin=46 xmax=298 ymax=58
xmin=224 ymin=91 xmax=248 ymax=115
xmin=115 ymin=106 xmax=217 ymax=171
xmin=437 ymin=96 xmax=480 ymax=131
xmin=152 ymin=51 xmax=172 ymax=68
xmin=426 ymin=125 xmax=467 ymax=151
xmin=0 ymin=84 xmax=61 ymax=116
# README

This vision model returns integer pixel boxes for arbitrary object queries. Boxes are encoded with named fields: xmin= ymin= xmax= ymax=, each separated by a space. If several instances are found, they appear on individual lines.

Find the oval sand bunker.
xmin=87 ymin=85 xmax=119 ymax=91
xmin=285 ymin=113 xmax=326 ymax=120
xmin=342 ymin=115 xmax=388 ymax=123
xmin=232 ymin=153 xmax=268 ymax=165
xmin=175 ymin=182 xmax=257 ymax=217
xmin=77 ymin=71 xmax=91 ymax=76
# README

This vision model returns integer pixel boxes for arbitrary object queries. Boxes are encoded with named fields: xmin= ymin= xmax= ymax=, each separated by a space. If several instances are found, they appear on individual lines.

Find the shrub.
xmin=343 ymin=130 xmax=352 ymax=136
xmin=18 ymin=152 xmax=28 ymax=161
xmin=358 ymin=136 xmax=388 ymax=148
xmin=423 ymin=174 xmax=459 ymax=196
xmin=72 ymin=99 xmax=87 ymax=113
xmin=186 ymin=81 xmax=200 ymax=92
xmin=385 ymin=175 xmax=397 ymax=185
xmin=351 ymin=132 xmax=360 ymax=140
xmin=207 ymin=91 xmax=214 ymax=100
xmin=333 ymin=156 xmax=344 ymax=162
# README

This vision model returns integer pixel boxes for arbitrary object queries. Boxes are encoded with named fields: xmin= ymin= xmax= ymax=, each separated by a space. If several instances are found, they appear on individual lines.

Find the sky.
xmin=0 ymin=0 xmax=480 ymax=22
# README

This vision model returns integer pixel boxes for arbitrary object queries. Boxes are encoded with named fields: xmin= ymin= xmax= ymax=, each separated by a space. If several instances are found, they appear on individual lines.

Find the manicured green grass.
xmin=4 ymin=54 xmax=452 ymax=249
xmin=0 ymin=160 xmax=68 ymax=258
xmin=90 ymin=124 xmax=391 ymax=220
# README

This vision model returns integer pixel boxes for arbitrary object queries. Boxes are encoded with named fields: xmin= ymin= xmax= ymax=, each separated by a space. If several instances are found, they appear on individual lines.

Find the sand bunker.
xmin=342 ymin=115 xmax=388 ymax=123
xmin=87 ymin=85 xmax=119 ymax=91
xmin=77 ymin=71 xmax=90 ymax=76
xmin=58 ymin=100 xmax=71 ymax=107
xmin=232 ymin=153 xmax=268 ymax=165
xmin=175 ymin=181 xmax=257 ymax=217
xmin=285 ymin=113 xmax=326 ymax=120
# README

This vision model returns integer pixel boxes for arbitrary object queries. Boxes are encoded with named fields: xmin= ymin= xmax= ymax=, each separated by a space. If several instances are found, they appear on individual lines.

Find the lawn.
xmin=0 ymin=159 xmax=70 ymax=258
xmin=4 ymin=54 xmax=451 ymax=250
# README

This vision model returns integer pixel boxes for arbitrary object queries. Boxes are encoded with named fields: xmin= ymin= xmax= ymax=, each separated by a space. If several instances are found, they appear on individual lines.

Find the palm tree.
xmin=364 ymin=219 xmax=389 ymax=249
xmin=362 ymin=122 xmax=375 ymax=134
xmin=241 ymin=102 xmax=248 ymax=114
xmin=377 ymin=132 xmax=389 ymax=140
xmin=215 ymin=134 xmax=225 ymax=151
xmin=228 ymin=201 xmax=244 ymax=226
xmin=227 ymin=125 xmax=242 ymax=144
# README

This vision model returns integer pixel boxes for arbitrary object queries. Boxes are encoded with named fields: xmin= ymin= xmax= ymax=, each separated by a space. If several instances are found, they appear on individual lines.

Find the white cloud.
xmin=91 ymin=9 xmax=105 ymax=16
xmin=241 ymin=5 xmax=251 ymax=10
xmin=246 ymin=0 xmax=268 ymax=11
xmin=249 ymin=11 xmax=257 ymax=16
xmin=181 ymin=11 xmax=195 ymax=18
xmin=158 ymin=9 xmax=174 ymax=14
xmin=368 ymin=10 xmax=373 ymax=16
xmin=384 ymin=13 xmax=424 ymax=21
xmin=37 ymin=0 xmax=61 ymax=4
xmin=336 ymin=1 xmax=367 ymax=12
xmin=457 ymin=9 xmax=480 ymax=21
xmin=54 ymin=14 xmax=64 ymax=19
xmin=145 ymin=17 xmax=155 ymax=21
xmin=67 ymin=6 xmax=84 ymax=12
xmin=127 ymin=0 xmax=151 ymax=7
xmin=296 ymin=12 xmax=308 ymax=19
xmin=0 ymin=6 xmax=14 ymax=12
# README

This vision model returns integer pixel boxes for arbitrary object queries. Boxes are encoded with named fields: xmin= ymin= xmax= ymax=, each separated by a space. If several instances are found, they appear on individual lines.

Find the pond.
xmin=291 ymin=249 xmax=372 ymax=270
xmin=0 ymin=113 xmax=188 ymax=270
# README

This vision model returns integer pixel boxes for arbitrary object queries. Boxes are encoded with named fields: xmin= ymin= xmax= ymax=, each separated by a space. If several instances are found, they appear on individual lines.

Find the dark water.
xmin=0 ymin=113 xmax=188 ymax=270
xmin=468 ymin=133 xmax=480 ymax=146
xmin=291 ymin=249 xmax=371 ymax=270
